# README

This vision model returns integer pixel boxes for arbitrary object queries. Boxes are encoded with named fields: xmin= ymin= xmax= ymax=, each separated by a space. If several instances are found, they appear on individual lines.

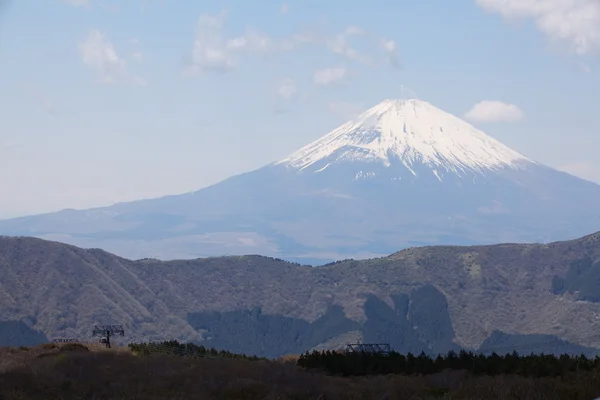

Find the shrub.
xmin=128 ymin=340 xmax=264 ymax=361
xmin=59 ymin=343 xmax=89 ymax=353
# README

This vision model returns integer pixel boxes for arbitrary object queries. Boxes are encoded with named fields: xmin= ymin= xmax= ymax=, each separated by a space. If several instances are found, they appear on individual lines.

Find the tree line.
xmin=297 ymin=349 xmax=600 ymax=378
xmin=128 ymin=340 xmax=265 ymax=361
xmin=127 ymin=340 xmax=600 ymax=379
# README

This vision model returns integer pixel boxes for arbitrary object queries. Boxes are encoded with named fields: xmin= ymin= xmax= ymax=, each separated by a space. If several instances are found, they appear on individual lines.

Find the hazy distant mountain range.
xmin=2 ymin=233 xmax=600 ymax=358
xmin=1 ymin=99 xmax=599 ymax=264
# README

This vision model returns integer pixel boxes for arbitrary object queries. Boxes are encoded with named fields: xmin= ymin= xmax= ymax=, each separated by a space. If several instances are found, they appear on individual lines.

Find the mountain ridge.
xmin=2 ymin=232 xmax=600 ymax=357
xmin=276 ymin=99 xmax=532 ymax=178
xmin=1 ymin=98 xmax=600 ymax=262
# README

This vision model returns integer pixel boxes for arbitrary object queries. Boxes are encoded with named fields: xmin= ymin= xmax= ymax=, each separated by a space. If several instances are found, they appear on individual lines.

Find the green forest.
xmin=298 ymin=349 xmax=600 ymax=377
xmin=128 ymin=340 xmax=265 ymax=361
xmin=130 ymin=340 xmax=600 ymax=379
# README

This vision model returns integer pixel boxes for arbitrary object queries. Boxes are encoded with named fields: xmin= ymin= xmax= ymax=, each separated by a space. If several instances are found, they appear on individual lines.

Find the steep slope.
xmin=3 ymin=234 xmax=600 ymax=357
xmin=0 ymin=236 xmax=199 ymax=343
xmin=1 ymin=99 xmax=599 ymax=262
xmin=276 ymin=98 xmax=531 ymax=177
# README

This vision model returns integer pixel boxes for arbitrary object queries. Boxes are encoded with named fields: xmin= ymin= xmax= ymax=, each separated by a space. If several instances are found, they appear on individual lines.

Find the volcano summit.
xmin=277 ymin=99 xmax=530 ymax=176
xmin=1 ymin=99 xmax=599 ymax=263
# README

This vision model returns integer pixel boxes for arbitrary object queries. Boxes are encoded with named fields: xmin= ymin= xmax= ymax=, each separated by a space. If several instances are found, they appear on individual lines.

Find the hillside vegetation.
xmin=1 ymin=342 xmax=600 ymax=399
xmin=2 ymin=233 xmax=600 ymax=356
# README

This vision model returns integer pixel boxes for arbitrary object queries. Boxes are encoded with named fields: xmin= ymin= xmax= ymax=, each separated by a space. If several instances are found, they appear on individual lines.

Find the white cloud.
xmin=475 ymin=0 xmax=600 ymax=55
xmin=226 ymin=29 xmax=270 ymax=52
xmin=314 ymin=67 xmax=346 ymax=86
xmin=464 ymin=100 xmax=524 ymax=122
xmin=186 ymin=16 xmax=399 ymax=74
xmin=326 ymin=26 xmax=370 ymax=64
xmin=381 ymin=38 xmax=395 ymax=52
xmin=380 ymin=38 xmax=401 ymax=68
xmin=558 ymin=162 xmax=600 ymax=183
xmin=275 ymin=78 xmax=296 ymax=100
xmin=79 ymin=30 xmax=145 ymax=85
xmin=79 ymin=30 xmax=124 ymax=83
xmin=187 ymin=12 xmax=236 ymax=73
xmin=297 ymin=25 xmax=400 ymax=68
xmin=184 ymin=16 xmax=400 ymax=79
xmin=186 ymin=11 xmax=270 ymax=75
xmin=280 ymin=3 xmax=289 ymax=14
xmin=272 ymin=78 xmax=298 ymax=114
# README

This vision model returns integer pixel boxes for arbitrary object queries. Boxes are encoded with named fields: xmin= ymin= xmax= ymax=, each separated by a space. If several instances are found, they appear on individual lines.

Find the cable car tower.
xmin=92 ymin=325 xmax=124 ymax=349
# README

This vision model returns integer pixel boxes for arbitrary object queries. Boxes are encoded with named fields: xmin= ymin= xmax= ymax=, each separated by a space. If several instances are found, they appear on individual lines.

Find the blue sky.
xmin=0 ymin=0 xmax=599 ymax=218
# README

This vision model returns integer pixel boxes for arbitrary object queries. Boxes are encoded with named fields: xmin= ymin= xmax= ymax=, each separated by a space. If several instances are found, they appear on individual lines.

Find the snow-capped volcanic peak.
xmin=277 ymin=99 xmax=531 ymax=174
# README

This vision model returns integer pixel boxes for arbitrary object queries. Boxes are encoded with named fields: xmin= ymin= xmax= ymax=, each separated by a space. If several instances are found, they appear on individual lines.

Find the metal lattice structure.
xmin=345 ymin=343 xmax=391 ymax=355
xmin=92 ymin=325 xmax=124 ymax=348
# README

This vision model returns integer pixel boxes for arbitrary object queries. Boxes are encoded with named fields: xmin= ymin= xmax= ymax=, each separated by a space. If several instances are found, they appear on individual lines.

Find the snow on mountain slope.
xmin=276 ymin=99 xmax=533 ymax=177
xmin=1 ymin=98 xmax=600 ymax=263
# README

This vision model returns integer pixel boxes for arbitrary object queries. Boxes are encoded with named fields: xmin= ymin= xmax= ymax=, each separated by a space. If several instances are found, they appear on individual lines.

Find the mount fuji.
xmin=2 ymin=99 xmax=600 ymax=263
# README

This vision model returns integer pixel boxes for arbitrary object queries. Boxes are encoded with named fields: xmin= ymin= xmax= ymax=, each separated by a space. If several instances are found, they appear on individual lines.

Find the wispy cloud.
xmin=79 ymin=30 xmax=145 ymax=85
xmin=475 ymin=0 xmax=600 ymax=55
xmin=326 ymin=26 xmax=370 ymax=63
xmin=464 ymin=100 xmax=524 ymax=123
xmin=380 ymin=38 xmax=401 ymax=68
xmin=314 ymin=67 xmax=346 ymax=86
xmin=271 ymin=77 xmax=297 ymax=114
xmin=280 ymin=3 xmax=289 ymax=15
xmin=185 ymin=11 xmax=270 ymax=75
xmin=275 ymin=78 xmax=297 ymax=100
xmin=186 ymin=13 xmax=401 ymax=75
xmin=286 ymin=25 xmax=401 ymax=69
